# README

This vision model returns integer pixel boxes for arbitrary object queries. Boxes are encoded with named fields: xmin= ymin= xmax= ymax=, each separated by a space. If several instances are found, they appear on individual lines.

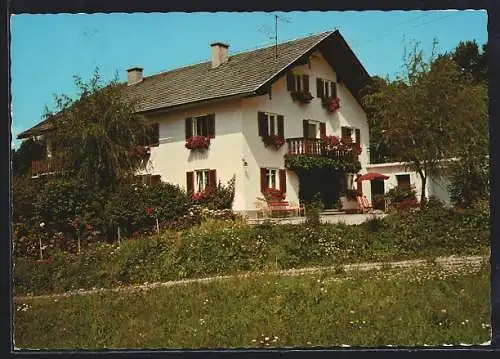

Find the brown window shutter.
xmin=150 ymin=175 xmax=161 ymax=185
xmin=316 ymin=78 xmax=324 ymax=98
xmin=185 ymin=118 xmax=193 ymax=140
xmin=355 ymin=129 xmax=361 ymax=144
xmin=331 ymin=82 xmax=337 ymax=98
xmin=341 ymin=126 xmax=350 ymax=141
xmin=303 ymin=120 xmax=308 ymax=138
xmin=286 ymin=72 xmax=295 ymax=91
xmin=260 ymin=168 xmax=267 ymax=193
xmin=151 ymin=123 xmax=160 ymax=146
xmin=208 ymin=169 xmax=217 ymax=189
xmin=207 ymin=114 xmax=216 ymax=138
xmin=258 ymin=112 xmax=268 ymax=137
xmin=279 ymin=169 xmax=286 ymax=194
xmin=277 ymin=115 xmax=284 ymax=137
xmin=320 ymin=122 xmax=326 ymax=137
xmin=302 ymin=74 xmax=310 ymax=92
xmin=186 ymin=171 xmax=194 ymax=194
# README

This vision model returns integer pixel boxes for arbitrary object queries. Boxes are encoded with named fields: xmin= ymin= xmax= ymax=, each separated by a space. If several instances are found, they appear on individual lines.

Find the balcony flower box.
xmin=262 ymin=135 xmax=285 ymax=150
xmin=291 ymin=90 xmax=313 ymax=104
xmin=321 ymin=96 xmax=341 ymax=112
xmin=185 ymin=136 xmax=211 ymax=150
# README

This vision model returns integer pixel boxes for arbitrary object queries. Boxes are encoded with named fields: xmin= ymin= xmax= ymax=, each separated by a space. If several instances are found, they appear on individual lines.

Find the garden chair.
xmin=357 ymin=196 xmax=373 ymax=213
xmin=254 ymin=199 xmax=270 ymax=218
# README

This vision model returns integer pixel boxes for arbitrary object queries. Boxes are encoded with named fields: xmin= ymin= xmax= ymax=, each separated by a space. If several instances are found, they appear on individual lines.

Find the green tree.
xmin=362 ymin=41 xmax=488 ymax=209
xmin=451 ymin=40 xmax=488 ymax=84
xmin=46 ymin=68 xmax=150 ymax=189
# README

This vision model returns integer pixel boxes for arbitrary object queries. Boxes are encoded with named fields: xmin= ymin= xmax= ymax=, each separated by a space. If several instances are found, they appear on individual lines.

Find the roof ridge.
xmin=137 ymin=30 xmax=334 ymax=83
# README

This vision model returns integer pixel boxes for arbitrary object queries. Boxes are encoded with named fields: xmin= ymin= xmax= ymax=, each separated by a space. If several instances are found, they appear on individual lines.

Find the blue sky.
xmin=10 ymin=11 xmax=487 ymax=148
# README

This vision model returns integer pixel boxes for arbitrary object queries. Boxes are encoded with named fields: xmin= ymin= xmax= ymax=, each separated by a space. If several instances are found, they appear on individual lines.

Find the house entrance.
xmin=298 ymin=169 xmax=344 ymax=209
xmin=371 ymin=179 xmax=385 ymax=210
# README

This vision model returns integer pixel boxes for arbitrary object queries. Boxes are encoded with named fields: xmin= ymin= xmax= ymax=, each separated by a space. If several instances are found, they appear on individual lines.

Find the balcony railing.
xmin=31 ymin=158 xmax=64 ymax=178
xmin=286 ymin=137 xmax=357 ymax=159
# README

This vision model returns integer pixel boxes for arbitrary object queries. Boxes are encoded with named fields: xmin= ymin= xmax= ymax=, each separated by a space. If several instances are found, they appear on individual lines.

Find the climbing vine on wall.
xmin=284 ymin=155 xmax=361 ymax=174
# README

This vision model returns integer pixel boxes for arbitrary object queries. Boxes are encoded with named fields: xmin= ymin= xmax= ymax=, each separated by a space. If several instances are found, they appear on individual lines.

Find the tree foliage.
xmin=362 ymin=41 xmax=488 ymax=209
xmin=45 ymin=68 xmax=150 ymax=189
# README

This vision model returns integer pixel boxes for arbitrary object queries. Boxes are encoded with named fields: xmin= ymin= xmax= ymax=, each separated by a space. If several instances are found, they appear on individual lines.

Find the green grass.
xmin=13 ymin=263 xmax=491 ymax=349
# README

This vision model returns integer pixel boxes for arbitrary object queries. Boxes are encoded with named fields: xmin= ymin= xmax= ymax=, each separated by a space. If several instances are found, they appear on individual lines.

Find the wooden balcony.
xmin=286 ymin=137 xmax=357 ymax=159
xmin=31 ymin=158 xmax=64 ymax=178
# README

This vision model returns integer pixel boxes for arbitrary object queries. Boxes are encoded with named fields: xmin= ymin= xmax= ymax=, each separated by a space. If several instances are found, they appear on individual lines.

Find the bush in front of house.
xmin=384 ymin=186 xmax=419 ymax=211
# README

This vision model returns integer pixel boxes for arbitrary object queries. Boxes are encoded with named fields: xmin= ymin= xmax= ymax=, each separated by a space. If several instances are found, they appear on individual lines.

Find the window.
xmin=396 ymin=174 xmax=411 ymax=189
xmin=287 ymin=72 xmax=310 ymax=93
xmin=260 ymin=168 xmax=287 ymax=193
xmin=258 ymin=112 xmax=284 ymax=137
xmin=341 ymin=126 xmax=353 ymax=141
xmin=303 ymin=120 xmax=326 ymax=139
xmin=186 ymin=169 xmax=217 ymax=194
xmin=196 ymin=170 xmax=210 ymax=192
xmin=135 ymin=174 xmax=161 ymax=186
xmin=316 ymin=78 xmax=337 ymax=99
xmin=266 ymin=169 xmax=278 ymax=189
xmin=185 ymin=114 xmax=215 ymax=139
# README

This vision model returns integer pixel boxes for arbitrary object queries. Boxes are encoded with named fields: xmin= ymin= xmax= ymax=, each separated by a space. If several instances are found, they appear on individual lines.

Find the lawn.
xmin=13 ymin=261 xmax=491 ymax=349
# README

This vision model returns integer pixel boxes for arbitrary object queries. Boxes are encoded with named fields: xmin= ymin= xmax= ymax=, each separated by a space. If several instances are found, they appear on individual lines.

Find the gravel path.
xmin=13 ymin=254 xmax=489 ymax=302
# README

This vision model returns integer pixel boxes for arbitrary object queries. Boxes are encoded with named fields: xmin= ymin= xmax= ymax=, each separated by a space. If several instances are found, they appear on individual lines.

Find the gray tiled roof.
xmin=125 ymin=31 xmax=333 ymax=113
xmin=18 ymin=31 xmax=370 ymax=139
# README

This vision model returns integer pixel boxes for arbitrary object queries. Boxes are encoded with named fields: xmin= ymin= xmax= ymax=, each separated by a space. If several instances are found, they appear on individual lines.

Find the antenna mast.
xmin=275 ymin=14 xmax=278 ymax=59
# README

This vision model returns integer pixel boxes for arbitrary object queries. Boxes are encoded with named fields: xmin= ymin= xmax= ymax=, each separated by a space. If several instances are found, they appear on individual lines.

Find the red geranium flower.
xmin=145 ymin=207 xmax=154 ymax=215
xmin=185 ymin=136 xmax=211 ymax=150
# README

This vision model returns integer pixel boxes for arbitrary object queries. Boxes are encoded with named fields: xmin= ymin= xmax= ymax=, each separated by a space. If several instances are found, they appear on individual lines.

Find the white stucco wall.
xmin=366 ymin=162 xmax=451 ymax=205
xmin=241 ymin=50 xmax=371 ymax=210
xmin=142 ymin=100 xmax=247 ymax=211
xmin=141 ymin=50 xmax=370 ymax=213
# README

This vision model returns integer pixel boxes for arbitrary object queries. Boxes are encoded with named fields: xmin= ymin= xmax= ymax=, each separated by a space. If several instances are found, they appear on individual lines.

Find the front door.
xmin=371 ymin=180 xmax=385 ymax=210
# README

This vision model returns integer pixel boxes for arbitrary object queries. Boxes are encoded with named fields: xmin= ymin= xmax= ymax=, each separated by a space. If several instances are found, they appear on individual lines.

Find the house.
xmin=18 ymin=30 xmax=373 ymax=217
xmin=365 ymin=162 xmax=453 ymax=208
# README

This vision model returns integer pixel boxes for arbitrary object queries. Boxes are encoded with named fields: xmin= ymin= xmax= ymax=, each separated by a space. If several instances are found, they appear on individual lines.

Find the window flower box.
xmin=262 ymin=188 xmax=286 ymax=202
xmin=185 ymin=136 xmax=211 ymax=150
xmin=321 ymin=96 xmax=341 ymax=113
xmin=291 ymin=90 xmax=313 ymax=104
xmin=262 ymin=135 xmax=285 ymax=150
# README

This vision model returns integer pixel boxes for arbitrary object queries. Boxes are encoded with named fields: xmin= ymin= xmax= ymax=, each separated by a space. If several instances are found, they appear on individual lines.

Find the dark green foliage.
xmin=46 ymin=69 xmax=150 ymax=188
xmin=305 ymin=193 xmax=324 ymax=226
xmin=34 ymin=178 xmax=89 ymax=231
xmin=191 ymin=176 xmax=236 ymax=210
xmin=104 ymin=182 xmax=191 ymax=236
xmin=285 ymin=154 xmax=361 ymax=174
xmin=11 ymin=137 xmax=46 ymax=177
xmin=448 ymin=157 xmax=489 ymax=208
xmin=385 ymin=186 xmax=417 ymax=206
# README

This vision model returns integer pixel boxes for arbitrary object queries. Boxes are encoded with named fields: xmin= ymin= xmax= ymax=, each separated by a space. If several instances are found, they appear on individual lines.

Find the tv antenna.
xmin=258 ymin=13 xmax=292 ymax=59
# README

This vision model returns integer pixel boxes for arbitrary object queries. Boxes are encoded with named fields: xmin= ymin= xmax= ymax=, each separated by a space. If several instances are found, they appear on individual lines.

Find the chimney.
xmin=127 ymin=67 xmax=143 ymax=85
xmin=210 ymin=42 xmax=229 ymax=68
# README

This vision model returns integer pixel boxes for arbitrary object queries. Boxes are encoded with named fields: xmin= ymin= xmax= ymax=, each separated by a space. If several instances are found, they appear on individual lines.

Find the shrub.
xmin=104 ymin=183 xmax=148 ymax=237
xmin=305 ymin=193 xmax=324 ymax=226
xmin=385 ymin=187 xmax=418 ymax=211
xmin=190 ymin=176 xmax=236 ymax=210
xmin=144 ymin=182 xmax=191 ymax=222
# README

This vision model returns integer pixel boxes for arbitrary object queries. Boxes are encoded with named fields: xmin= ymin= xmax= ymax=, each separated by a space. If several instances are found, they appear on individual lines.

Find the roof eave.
xmin=135 ymin=91 xmax=256 ymax=116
